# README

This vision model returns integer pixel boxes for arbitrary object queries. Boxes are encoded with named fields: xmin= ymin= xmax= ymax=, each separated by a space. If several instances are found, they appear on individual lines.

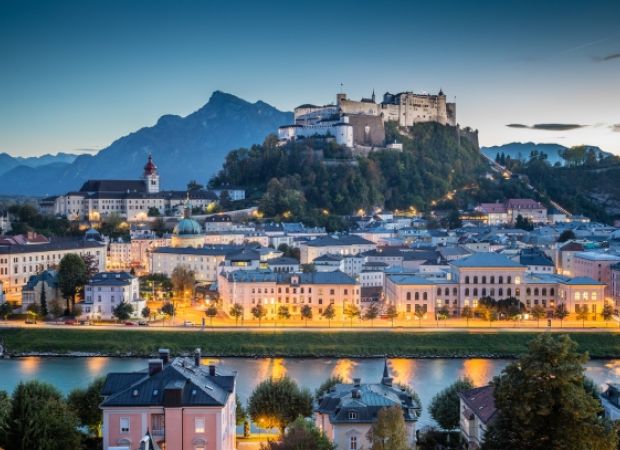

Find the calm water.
xmin=1 ymin=357 xmax=620 ymax=428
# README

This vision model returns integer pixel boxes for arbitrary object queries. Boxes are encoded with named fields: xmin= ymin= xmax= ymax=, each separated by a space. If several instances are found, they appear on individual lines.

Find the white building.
xmin=150 ymin=246 xmax=245 ymax=282
xmin=299 ymin=235 xmax=376 ymax=265
xmin=82 ymin=272 xmax=144 ymax=321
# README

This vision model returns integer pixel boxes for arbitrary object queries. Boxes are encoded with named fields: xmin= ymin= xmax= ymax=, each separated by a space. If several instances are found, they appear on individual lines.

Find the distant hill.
xmin=0 ymin=91 xmax=292 ymax=196
xmin=0 ymin=152 xmax=79 ymax=177
xmin=481 ymin=142 xmax=611 ymax=166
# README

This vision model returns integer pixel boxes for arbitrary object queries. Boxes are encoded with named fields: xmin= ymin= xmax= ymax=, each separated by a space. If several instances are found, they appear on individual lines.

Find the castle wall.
xmin=339 ymin=99 xmax=380 ymax=116
xmin=345 ymin=114 xmax=385 ymax=146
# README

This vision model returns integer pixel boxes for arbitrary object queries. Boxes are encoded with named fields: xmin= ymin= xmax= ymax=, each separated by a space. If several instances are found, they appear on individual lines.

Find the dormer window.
xmin=348 ymin=411 xmax=358 ymax=420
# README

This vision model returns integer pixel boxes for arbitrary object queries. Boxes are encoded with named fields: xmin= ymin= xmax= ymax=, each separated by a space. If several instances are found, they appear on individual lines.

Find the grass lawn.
xmin=2 ymin=328 xmax=620 ymax=358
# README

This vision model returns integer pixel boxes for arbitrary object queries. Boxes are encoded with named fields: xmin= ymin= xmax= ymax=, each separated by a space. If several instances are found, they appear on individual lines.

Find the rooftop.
xmin=451 ymin=252 xmax=525 ymax=269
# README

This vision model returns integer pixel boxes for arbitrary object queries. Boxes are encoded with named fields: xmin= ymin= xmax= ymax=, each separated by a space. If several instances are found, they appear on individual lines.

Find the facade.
xmin=0 ymin=238 xmax=106 ymax=303
xmin=151 ymin=246 xmax=244 ymax=282
xmin=569 ymin=252 xmax=620 ymax=293
xmin=315 ymin=361 xmax=420 ymax=450
xmin=384 ymin=252 xmax=606 ymax=318
xmin=459 ymin=385 xmax=496 ymax=449
xmin=611 ymin=263 xmax=620 ymax=308
xmin=299 ymin=235 xmax=376 ymax=264
xmin=41 ymin=155 xmax=218 ymax=221
xmin=107 ymin=239 xmax=132 ymax=271
xmin=82 ymin=272 xmax=144 ymax=321
xmin=218 ymin=270 xmax=360 ymax=321
xmin=100 ymin=350 xmax=236 ymax=450
xmin=506 ymin=198 xmax=547 ymax=223
xmin=20 ymin=269 xmax=62 ymax=312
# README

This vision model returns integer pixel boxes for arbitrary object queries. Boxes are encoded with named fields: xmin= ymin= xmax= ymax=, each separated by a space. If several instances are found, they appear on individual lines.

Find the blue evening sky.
xmin=1 ymin=0 xmax=619 ymax=156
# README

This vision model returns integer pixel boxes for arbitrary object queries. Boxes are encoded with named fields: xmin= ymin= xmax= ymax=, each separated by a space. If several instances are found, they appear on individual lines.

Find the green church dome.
xmin=173 ymin=218 xmax=203 ymax=236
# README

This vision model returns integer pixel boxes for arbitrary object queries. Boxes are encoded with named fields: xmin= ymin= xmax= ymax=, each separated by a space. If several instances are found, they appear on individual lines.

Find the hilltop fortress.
xmin=279 ymin=89 xmax=466 ymax=149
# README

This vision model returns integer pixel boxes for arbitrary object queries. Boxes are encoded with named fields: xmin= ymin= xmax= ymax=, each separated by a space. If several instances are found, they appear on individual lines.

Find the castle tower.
xmin=371 ymin=89 xmax=376 ymax=103
xmin=143 ymin=154 xmax=160 ymax=193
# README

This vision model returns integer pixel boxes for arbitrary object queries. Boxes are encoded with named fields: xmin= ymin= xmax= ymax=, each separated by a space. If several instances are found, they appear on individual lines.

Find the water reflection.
xmin=331 ymin=358 xmax=357 ymax=381
xmin=389 ymin=359 xmax=416 ymax=386
xmin=460 ymin=359 xmax=496 ymax=385
xmin=20 ymin=356 xmax=40 ymax=375
xmin=86 ymin=357 xmax=107 ymax=375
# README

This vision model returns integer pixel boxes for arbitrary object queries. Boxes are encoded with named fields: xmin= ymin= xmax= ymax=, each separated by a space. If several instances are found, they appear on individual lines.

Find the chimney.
xmin=209 ymin=364 xmax=216 ymax=376
xmin=158 ymin=348 xmax=170 ymax=364
xmin=148 ymin=359 xmax=163 ymax=376
xmin=351 ymin=388 xmax=361 ymax=399
xmin=353 ymin=378 xmax=361 ymax=387
xmin=194 ymin=348 xmax=201 ymax=367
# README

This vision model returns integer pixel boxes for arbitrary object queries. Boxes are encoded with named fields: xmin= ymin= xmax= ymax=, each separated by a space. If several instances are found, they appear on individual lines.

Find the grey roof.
xmin=386 ymin=274 xmax=437 ymax=285
xmin=100 ymin=357 xmax=235 ymax=408
xmin=80 ymin=179 xmax=147 ymax=193
xmin=24 ymin=270 xmax=58 ymax=291
xmin=560 ymin=276 xmax=605 ymax=285
xmin=304 ymin=235 xmax=374 ymax=247
xmin=152 ymin=245 xmax=244 ymax=256
xmin=0 ymin=238 xmax=105 ymax=255
xmin=225 ymin=247 xmax=261 ymax=262
xmin=458 ymin=385 xmax=497 ymax=424
xmin=519 ymin=252 xmax=554 ymax=267
xmin=89 ymin=271 xmax=134 ymax=286
xmin=266 ymin=256 xmax=300 ymax=265
xmin=451 ymin=252 xmax=525 ymax=268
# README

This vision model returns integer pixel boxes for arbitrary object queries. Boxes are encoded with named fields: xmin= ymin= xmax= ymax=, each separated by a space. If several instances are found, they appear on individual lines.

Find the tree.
xmin=461 ymin=305 xmax=474 ymax=327
xmin=576 ymin=307 xmax=589 ymax=328
xmin=187 ymin=180 xmax=204 ymax=191
xmin=515 ymin=214 xmax=534 ymax=231
xmin=276 ymin=305 xmax=291 ymax=327
xmin=67 ymin=377 xmax=105 ymax=437
xmin=112 ymin=301 xmax=134 ymax=321
xmin=344 ymin=303 xmax=360 ymax=327
xmin=558 ymin=229 xmax=576 ymax=242
xmin=26 ymin=303 xmax=41 ymax=323
xmin=205 ymin=304 xmax=218 ymax=327
xmin=602 ymin=303 xmax=614 ymax=327
xmin=147 ymin=206 xmax=160 ymax=217
xmin=555 ymin=303 xmax=569 ymax=327
xmin=230 ymin=303 xmax=244 ymax=326
xmin=414 ymin=308 xmax=425 ymax=327
xmin=367 ymin=405 xmax=411 ymax=450
xmin=322 ymin=303 xmax=336 ymax=327
xmin=300 ymin=263 xmax=316 ymax=273
xmin=429 ymin=377 xmax=474 ymax=433
xmin=81 ymin=253 xmax=99 ymax=279
xmin=530 ymin=304 xmax=546 ymax=328
xmin=482 ymin=334 xmax=618 ymax=450
xmin=39 ymin=283 xmax=48 ymax=317
xmin=260 ymin=417 xmax=335 ymax=450
xmin=48 ymin=299 xmax=63 ymax=321
xmin=57 ymin=253 xmax=88 ymax=314
xmin=161 ymin=302 xmax=175 ymax=317
xmin=141 ymin=306 xmax=151 ymax=319
xmin=385 ymin=304 xmax=398 ymax=327
xmin=248 ymin=376 xmax=313 ymax=435
xmin=300 ymin=304 xmax=312 ymax=326
xmin=171 ymin=265 xmax=195 ymax=302
xmin=219 ymin=190 xmax=233 ymax=210
xmin=315 ymin=375 xmax=344 ymax=401
xmin=7 ymin=381 xmax=82 ymax=450
xmin=236 ymin=394 xmax=247 ymax=426
xmin=363 ymin=302 xmax=380 ymax=327
xmin=251 ymin=304 xmax=267 ymax=326
xmin=435 ymin=306 xmax=449 ymax=327
xmin=0 ymin=302 xmax=12 ymax=321
xmin=0 ymin=390 xmax=10 ymax=448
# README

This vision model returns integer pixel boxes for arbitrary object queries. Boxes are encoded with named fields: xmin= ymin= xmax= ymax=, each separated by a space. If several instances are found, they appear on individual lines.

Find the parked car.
xmin=25 ymin=317 xmax=36 ymax=324
xmin=64 ymin=319 xmax=76 ymax=325
xmin=183 ymin=321 xmax=193 ymax=328
xmin=138 ymin=320 xmax=149 ymax=326
xmin=78 ymin=320 xmax=91 ymax=326
xmin=124 ymin=321 xmax=136 ymax=326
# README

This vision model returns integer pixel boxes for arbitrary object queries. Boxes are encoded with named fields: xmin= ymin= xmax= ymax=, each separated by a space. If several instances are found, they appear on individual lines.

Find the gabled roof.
xmin=100 ymin=357 xmax=235 ymax=408
xmin=89 ymin=271 xmax=134 ymax=286
xmin=559 ymin=241 xmax=585 ymax=252
xmin=304 ymin=235 xmax=374 ymax=247
xmin=458 ymin=385 xmax=497 ymax=424
xmin=79 ymin=179 xmax=147 ymax=194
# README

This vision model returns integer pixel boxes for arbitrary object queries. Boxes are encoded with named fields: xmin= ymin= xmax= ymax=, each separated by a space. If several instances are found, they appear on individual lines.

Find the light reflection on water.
xmin=2 ymin=357 xmax=619 ymax=428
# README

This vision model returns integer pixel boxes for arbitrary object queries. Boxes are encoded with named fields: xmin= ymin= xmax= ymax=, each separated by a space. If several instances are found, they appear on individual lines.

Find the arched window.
xmin=406 ymin=292 xmax=411 ymax=301
xmin=516 ymin=288 xmax=520 ymax=296
xmin=592 ymin=292 xmax=597 ymax=300
xmin=482 ymin=276 xmax=487 ymax=284
xmin=550 ymin=288 xmax=555 ymax=296
xmin=423 ymin=292 xmax=428 ymax=300
xmin=490 ymin=276 xmax=495 ymax=284
xmin=437 ymin=288 xmax=441 ymax=295
xmin=350 ymin=436 xmax=358 ymax=450
xmin=575 ymin=292 xmax=581 ymax=301
xmin=542 ymin=288 xmax=547 ymax=296
xmin=507 ymin=276 xmax=512 ymax=284
xmin=490 ymin=288 xmax=495 ymax=297
xmin=482 ymin=288 xmax=487 ymax=297
xmin=507 ymin=288 xmax=512 ymax=297
xmin=498 ymin=288 xmax=503 ymax=297
xmin=465 ymin=288 xmax=470 ymax=296
xmin=473 ymin=276 xmax=478 ymax=284
xmin=534 ymin=288 xmax=539 ymax=296
xmin=498 ymin=276 xmax=504 ymax=284
xmin=465 ymin=276 xmax=470 ymax=284
xmin=473 ymin=288 xmax=478 ymax=297
xmin=453 ymin=287 xmax=458 ymax=295
xmin=445 ymin=288 xmax=449 ymax=296
xmin=526 ymin=288 xmax=531 ymax=295
xmin=415 ymin=292 xmax=419 ymax=300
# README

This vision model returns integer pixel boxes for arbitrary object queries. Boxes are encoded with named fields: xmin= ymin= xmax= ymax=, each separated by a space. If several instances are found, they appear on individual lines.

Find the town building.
xmin=569 ymin=251 xmax=620 ymax=293
xmin=476 ymin=199 xmax=548 ymax=225
xmin=299 ymin=235 xmax=376 ymax=264
xmin=459 ymin=385 xmax=496 ymax=449
xmin=100 ymin=349 xmax=236 ymax=450
xmin=218 ymin=270 xmax=360 ymax=321
xmin=20 ymin=269 xmax=62 ymax=313
xmin=40 ymin=155 xmax=221 ymax=221
xmin=611 ymin=263 xmax=620 ymax=308
xmin=315 ymin=361 xmax=420 ymax=449
xmin=0 ymin=237 xmax=105 ymax=303
xmin=81 ymin=271 xmax=144 ymax=321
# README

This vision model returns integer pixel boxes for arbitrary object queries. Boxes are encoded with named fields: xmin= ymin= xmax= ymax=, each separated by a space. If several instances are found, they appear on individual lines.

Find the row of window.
xmin=463 ymin=275 xmax=521 ymax=284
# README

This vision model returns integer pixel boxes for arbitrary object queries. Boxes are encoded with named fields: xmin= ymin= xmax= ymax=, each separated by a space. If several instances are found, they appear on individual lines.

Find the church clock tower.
xmin=143 ymin=154 xmax=160 ymax=193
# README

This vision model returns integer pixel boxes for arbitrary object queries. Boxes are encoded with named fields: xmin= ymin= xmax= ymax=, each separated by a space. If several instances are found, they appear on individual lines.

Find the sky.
xmin=1 ymin=0 xmax=619 ymax=157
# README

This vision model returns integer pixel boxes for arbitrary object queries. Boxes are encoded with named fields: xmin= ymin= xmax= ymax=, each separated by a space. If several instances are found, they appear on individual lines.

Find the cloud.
xmin=612 ymin=124 xmax=620 ymax=132
xmin=593 ymin=53 xmax=620 ymax=62
xmin=506 ymin=123 xmax=586 ymax=131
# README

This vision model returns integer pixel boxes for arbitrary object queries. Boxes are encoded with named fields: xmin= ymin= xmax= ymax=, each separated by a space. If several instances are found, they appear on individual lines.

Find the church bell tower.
xmin=143 ymin=154 xmax=160 ymax=193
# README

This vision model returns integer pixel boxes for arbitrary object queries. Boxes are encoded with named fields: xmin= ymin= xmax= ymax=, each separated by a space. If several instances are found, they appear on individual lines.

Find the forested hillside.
xmin=210 ymin=122 xmax=487 ymax=227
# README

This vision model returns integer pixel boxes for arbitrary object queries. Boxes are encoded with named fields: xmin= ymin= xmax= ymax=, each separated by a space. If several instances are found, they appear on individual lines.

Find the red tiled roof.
xmin=459 ymin=385 xmax=497 ymax=424
xmin=479 ymin=203 xmax=507 ymax=214
xmin=506 ymin=198 xmax=544 ymax=210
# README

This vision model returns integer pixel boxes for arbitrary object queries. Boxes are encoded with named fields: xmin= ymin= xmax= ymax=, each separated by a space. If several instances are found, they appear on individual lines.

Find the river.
xmin=2 ymin=357 xmax=620 ymax=428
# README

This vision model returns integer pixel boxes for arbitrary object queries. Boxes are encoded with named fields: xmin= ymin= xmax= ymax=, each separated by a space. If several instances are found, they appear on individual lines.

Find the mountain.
xmin=481 ymin=142 xmax=611 ymax=166
xmin=0 ymin=91 xmax=292 ymax=196
xmin=0 ymin=152 xmax=80 ymax=177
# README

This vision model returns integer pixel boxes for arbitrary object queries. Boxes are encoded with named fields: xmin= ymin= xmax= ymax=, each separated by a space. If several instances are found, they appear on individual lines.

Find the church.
xmin=40 ymin=155 xmax=220 ymax=221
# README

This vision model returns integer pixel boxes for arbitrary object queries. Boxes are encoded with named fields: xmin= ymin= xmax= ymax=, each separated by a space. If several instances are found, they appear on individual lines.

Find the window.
xmin=490 ymin=276 xmax=495 ymax=284
xmin=498 ymin=276 xmax=504 ymax=284
xmin=423 ymin=292 xmax=428 ymax=300
xmin=120 ymin=417 xmax=130 ymax=433
xmin=350 ymin=436 xmax=358 ymax=450
xmin=415 ymin=292 xmax=419 ymax=300
xmin=195 ymin=417 xmax=205 ymax=433
xmin=507 ymin=276 xmax=512 ymax=284
xmin=465 ymin=276 xmax=470 ymax=284
xmin=473 ymin=276 xmax=478 ymax=284
xmin=348 ymin=411 xmax=358 ymax=420
xmin=406 ymin=292 xmax=411 ymax=301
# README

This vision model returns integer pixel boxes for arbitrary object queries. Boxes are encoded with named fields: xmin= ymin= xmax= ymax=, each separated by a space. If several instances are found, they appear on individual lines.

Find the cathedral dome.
xmin=173 ymin=218 xmax=203 ymax=236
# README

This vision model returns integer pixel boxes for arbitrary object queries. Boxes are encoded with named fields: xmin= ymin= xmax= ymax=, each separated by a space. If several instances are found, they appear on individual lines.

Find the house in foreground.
xmin=458 ymin=385 xmax=497 ymax=449
xmin=100 ymin=349 xmax=237 ymax=450
xmin=315 ymin=361 xmax=420 ymax=450
xmin=81 ymin=271 xmax=145 ymax=321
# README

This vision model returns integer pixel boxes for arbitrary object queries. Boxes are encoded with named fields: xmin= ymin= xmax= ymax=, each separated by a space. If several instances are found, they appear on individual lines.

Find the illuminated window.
xmin=120 ymin=417 xmax=130 ymax=433
xmin=195 ymin=418 xmax=205 ymax=433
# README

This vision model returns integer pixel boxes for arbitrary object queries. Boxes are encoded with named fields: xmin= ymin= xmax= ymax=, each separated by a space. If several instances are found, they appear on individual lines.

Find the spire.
xmin=143 ymin=153 xmax=157 ymax=176
xmin=371 ymin=89 xmax=376 ymax=103
xmin=382 ymin=357 xmax=389 ymax=379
